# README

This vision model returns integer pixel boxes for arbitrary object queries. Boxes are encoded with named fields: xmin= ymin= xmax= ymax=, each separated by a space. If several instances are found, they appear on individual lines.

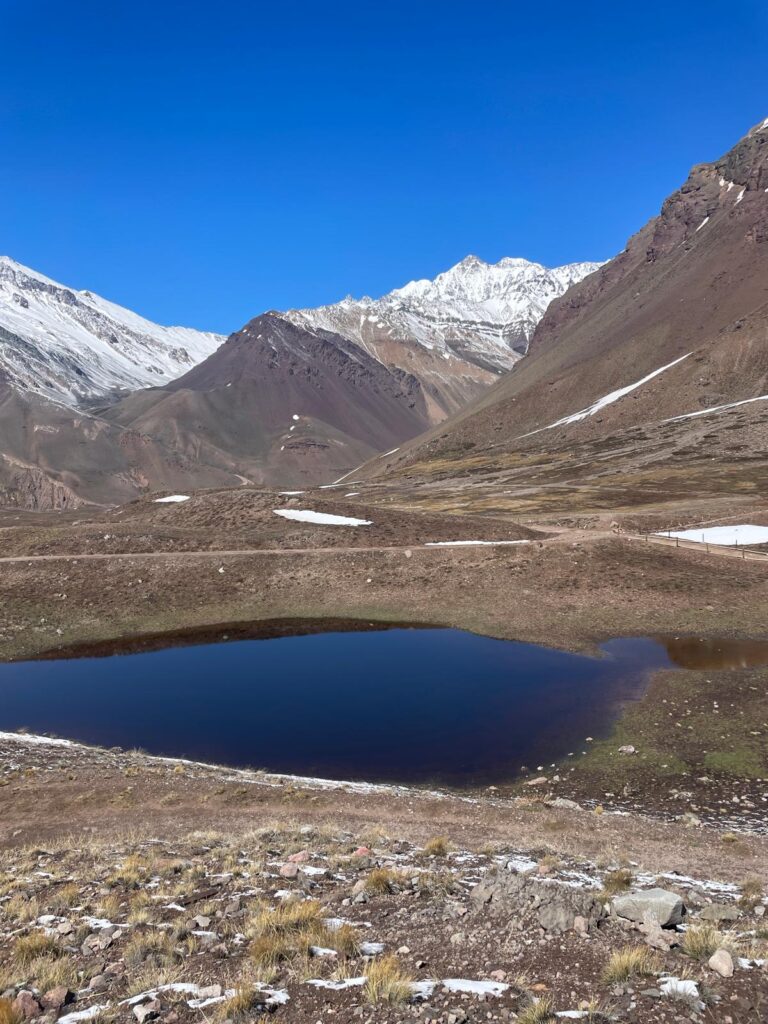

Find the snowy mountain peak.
xmin=285 ymin=255 xmax=602 ymax=373
xmin=0 ymin=257 xmax=224 ymax=408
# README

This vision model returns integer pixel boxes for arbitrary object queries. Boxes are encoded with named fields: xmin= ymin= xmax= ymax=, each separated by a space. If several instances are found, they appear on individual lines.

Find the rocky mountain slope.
xmin=98 ymin=313 xmax=438 ymax=490
xmin=285 ymin=256 xmax=600 ymax=414
xmin=0 ymin=257 xmax=223 ymax=408
xmin=361 ymin=116 xmax=768 ymax=516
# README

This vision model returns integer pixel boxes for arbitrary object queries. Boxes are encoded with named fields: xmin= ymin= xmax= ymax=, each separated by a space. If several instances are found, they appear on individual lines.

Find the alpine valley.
xmin=0 ymin=254 xmax=598 ymax=506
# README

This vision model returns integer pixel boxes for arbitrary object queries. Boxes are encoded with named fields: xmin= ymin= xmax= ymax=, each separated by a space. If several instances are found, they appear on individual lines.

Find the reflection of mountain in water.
xmin=660 ymin=637 xmax=768 ymax=671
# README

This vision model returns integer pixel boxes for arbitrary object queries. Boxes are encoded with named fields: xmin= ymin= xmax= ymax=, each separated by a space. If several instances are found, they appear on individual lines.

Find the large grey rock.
xmin=612 ymin=888 xmax=686 ymax=927
xmin=470 ymin=867 xmax=606 ymax=933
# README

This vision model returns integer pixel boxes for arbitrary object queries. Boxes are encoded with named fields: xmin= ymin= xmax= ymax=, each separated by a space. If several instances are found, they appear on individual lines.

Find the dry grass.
xmin=125 ymin=965 xmax=183 ymax=998
xmin=25 ymin=954 xmax=79 ymax=992
xmin=363 ymin=954 xmax=413 ymax=1004
xmin=422 ymin=836 xmax=449 ymax=858
xmin=330 ymin=923 xmax=360 ymax=958
xmin=601 ymin=868 xmax=633 ymax=896
xmin=682 ymin=923 xmax=738 ymax=961
xmin=48 ymin=882 xmax=80 ymax=914
xmin=364 ymin=868 xmax=410 ymax=895
xmin=123 ymin=930 xmax=179 ymax=969
xmin=602 ymin=946 xmax=660 ymax=984
xmin=0 ymin=999 xmax=21 ymax=1024
xmin=738 ymin=878 xmax=764 ymax=911
xmin=2 ymin=894 xmax=40 ymax=924
xmin=216 ymin=985 xmax=266 ymax=1021
xmin=517 ymin=997 xmax=556 ymax=1024
xmin=13 ymin=932 xmax=60 ymax=966
xmin=248 ymin=899 xmax=329 ymax=969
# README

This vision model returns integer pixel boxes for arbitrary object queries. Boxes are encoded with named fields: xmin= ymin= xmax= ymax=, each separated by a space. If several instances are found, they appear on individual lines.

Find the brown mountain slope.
xmin=100 ymin=313 xmax=436 ymax=489
xmin=358 ymin=117 xmax=768 ymax=521
xmin=0 ymin=381 xmax=241 ymax=509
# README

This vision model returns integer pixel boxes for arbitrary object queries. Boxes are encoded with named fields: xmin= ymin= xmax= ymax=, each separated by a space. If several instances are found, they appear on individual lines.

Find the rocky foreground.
xmin=1 ymin=736 xmax=767 ymax=1023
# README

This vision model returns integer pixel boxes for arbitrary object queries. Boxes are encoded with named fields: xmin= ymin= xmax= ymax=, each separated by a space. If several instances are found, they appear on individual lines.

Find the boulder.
xmin=708 ymin=949 xmax=734 ymax=978
xmin=612 ymin=888 xmax=686 ymax=927
xmin=470 ymin=868 xmax=606 ymax=933
xmin=700 ymin=904 xmax=741 ymax=923
xmin=41 ymin=988 xmax=74 ymax=1011
xmin=13 ymin=992 xmax=42 ymax=1020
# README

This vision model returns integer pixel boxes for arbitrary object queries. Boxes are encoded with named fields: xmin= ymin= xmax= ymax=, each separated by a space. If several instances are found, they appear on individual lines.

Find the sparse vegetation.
xmin=364 ymin=954 xmax=413 ymax=1004
xmin=516 ymin=996 xmax=556 ymax=1024
xmin=602 ymin=946 xmax=660 ymax=983
xmin=738 ymin=878 xmax=764 ymax=911
xmin=682 ymin=923 xmax=737 ymax=961
xmin=0 ymin=999 xmax=21 ymax=1024
xmin=364 ymin=867 xmax=410 ymax=894
xmin=13 ymin=932 xmax=60 ymax=966
xmin=601 ymin=867 xmax=633 ymax=896
xmin=422 ymin=835 xmax=449 ymax=858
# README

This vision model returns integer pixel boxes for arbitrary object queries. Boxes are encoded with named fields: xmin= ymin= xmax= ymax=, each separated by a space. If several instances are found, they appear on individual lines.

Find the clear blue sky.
xmin=2 ymin=1 xmax=767 ymax=333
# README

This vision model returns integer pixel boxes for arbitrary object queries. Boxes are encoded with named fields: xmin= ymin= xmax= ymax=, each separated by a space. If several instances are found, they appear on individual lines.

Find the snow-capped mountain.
xmin=0 ymin=256 xmax=224 ymax=408
xmin=285 ymin=256 xmax=602 ymax=374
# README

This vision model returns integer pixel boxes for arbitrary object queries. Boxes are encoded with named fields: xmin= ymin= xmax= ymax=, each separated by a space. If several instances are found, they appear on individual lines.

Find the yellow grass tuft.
xmin=363 ymin=954 xmax=413 ymax=1004
xmin=602 ymin=946 xmax=660 ymax=984
xmin=601 ymin=868 xmax=633 ymax=896
xmin=682 ymin=923 xmax=738 ymax=960
xmin=516 ymin=996 xmax=556 ymax=1024
xmin=0 ymin=999 xmax=21 ymax=1024
xmin=13 ymin=933 xmax=60 ymax=966
xmin=422 ymin=836 xmax=449 ymax=858
xmin=364 ymin=868 xmax=410 ymax=895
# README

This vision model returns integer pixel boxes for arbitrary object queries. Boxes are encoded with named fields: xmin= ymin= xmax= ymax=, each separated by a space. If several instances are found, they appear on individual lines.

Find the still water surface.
xmin=1 ymin=627 xmax=766 ymax=786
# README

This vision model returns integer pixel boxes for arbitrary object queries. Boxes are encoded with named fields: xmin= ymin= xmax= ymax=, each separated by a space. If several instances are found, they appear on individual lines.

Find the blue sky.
xmin=2 ymin=1 xmax=767 ymax=333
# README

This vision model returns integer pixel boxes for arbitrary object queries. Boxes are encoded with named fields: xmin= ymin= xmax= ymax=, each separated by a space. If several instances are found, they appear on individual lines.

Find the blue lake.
xmin=1 ymin=627 xmax=764 ymax=786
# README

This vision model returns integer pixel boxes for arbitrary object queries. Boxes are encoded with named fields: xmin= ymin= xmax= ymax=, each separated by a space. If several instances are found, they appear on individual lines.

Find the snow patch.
xmin=273 ymin=509 xmax=372 ymax=526
xmin=153 ymin=495 xmax=190 ymax=503
xmin=522 ymin=353 xmax=691 ymax=436
xmin=655 ymin=525 xmax=768 ymax=546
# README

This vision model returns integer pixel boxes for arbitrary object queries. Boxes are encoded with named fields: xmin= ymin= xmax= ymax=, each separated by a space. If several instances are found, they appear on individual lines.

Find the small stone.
xmin=287 ymin=850 xmax=310 ymax=863
xmin=524 ymin=776 xmax=548 ymax=787
xmin=618 ymin=745 xmax=636 ymax=754
xmin=709 ymin=949 xmax=734 ymax=978
xmin=397 ymin=945 xmax=410 ymax=955
xmin=279 ymin=863 xmax=299 ymax=879
xmin=573 ymin=915 xmax=589 ymax=936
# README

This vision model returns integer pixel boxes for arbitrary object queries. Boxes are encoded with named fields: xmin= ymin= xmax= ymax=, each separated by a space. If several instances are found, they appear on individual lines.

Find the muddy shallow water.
xmin=1 ymin=626 xmax=767 ymax=787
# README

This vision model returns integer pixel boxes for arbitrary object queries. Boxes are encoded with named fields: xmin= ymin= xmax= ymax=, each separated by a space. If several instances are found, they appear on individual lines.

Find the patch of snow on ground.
xmin=695 ymin=216 xmax=709 ymax=231
xmin=522 ymin=353 xmax=691 ymax=436
xmin=58 ymin=1006 xmax=109 ymax=1024
xmin=655 ymin=525 xmax=768 ymax=546
xmin=278 ymin=490 xmax=304 ymax=495
xmin=442 ymin=979 xmax=509 ymax=996
xmin=273 ymin=509 xmax=372 ymax=526
xmin=0 ymin=731 xmax=74 ymax=748
xmin=308 ymin=977 xmax=365 ymax=990
xmin=663 ymin=393 xmax=768 ymax=422
xmin=153 ymin=495 xmax=190 ymax=503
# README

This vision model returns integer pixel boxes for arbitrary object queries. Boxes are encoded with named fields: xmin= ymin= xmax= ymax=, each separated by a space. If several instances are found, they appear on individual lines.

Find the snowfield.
xmin=656 ymin=525 xmax=768 ymax=546
xmin=273 ymin=509 xmax=372 ymax=526
xmin=153 ymin=494 xmax=190 ymax=503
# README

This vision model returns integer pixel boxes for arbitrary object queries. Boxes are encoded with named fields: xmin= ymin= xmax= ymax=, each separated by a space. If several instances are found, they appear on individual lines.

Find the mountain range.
xmin=0 ymin=255 xmax=597 ymax=506
xmin=360 ymin=117 xmax=768 ymax=522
